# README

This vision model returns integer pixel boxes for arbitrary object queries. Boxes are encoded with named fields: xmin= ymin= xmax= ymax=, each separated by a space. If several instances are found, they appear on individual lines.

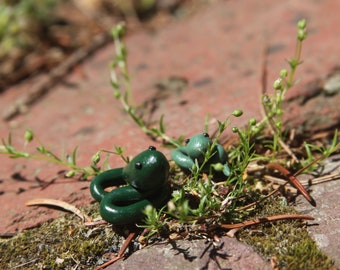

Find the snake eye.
xmin=135 ymin=162 xmax=142 ymax=169
xmin=185 ymin=138 xmax=190 ymax=144
xmin=203 ymin=133 xmax=209 ymax=138
xmin=148 ymin=146 xmax=156 ymax=151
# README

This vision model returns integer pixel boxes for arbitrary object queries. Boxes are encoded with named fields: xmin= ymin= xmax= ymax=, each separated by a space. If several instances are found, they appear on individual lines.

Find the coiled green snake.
xmin=90 ymin=146 xmax=170 ymax=225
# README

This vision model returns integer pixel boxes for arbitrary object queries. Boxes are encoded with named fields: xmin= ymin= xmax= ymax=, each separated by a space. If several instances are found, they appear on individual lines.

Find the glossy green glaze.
xmin=171 ymin=133 xmax=230 ymax=176
xmin=90 ymin=146 xmax=170 ymax=225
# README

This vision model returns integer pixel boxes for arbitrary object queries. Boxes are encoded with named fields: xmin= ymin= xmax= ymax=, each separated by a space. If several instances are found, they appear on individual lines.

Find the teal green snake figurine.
xmin=90 ymin=146 xmax=170 ymax=225
xmin=171 ymin=133 xmax=230 ymax=176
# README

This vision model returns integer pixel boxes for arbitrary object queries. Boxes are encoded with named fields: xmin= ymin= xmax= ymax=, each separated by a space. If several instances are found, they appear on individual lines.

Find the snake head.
xmin=123 ymin=146 xmax=169 ymax=197
xmin=184 ymin=133 xmax=212 ymax=163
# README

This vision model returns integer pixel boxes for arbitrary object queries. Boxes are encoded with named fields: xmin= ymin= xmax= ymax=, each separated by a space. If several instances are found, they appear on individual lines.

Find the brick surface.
xmin=112 ymin=237 xmax=271 ymax=270
xmin=0 ymin=0 xmax=339 ymax=266
xmin=296 ymin=154 xmax=340 ymax=267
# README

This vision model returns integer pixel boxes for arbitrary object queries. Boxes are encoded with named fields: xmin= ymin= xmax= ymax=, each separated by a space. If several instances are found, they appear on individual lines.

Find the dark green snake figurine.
xmin=171 ymin=133 xmax=230 ymax=176
xmin=90 ymin=146 xmax=170 ymax=225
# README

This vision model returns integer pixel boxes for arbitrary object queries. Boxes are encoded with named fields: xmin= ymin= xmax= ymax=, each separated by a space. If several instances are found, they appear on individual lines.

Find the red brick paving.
xmin=0 ymin=1 xmax=339 ymax=265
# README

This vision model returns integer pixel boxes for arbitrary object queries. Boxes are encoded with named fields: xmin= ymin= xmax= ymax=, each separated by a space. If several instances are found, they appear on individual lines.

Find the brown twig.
xmin=263 ymin=173 xmax=340 ymax=187
xmin=292 ymin=156 xmax=323 ymax=176
xmin=220 ymin=213 xmax=314 ymax=230
xmin=236 ymin=185 xmax=286 ymax=211
xmin=311 ymin=173 xmax=340 ymax=184
xmin=26 ymin=198 xmax=92 ymax=222
xmin=267 ymin=163 xmax=316 ymax=206
xmin=84 ymin=220 xmax=108 ymax=226
xmin=95 ymin=231 xmax=137 ymax=270
xmin=238 ymin=158 xmax=327 ymax=211
xmin=13 ymin=258 xmax=38 ymax=269
xmin=237 ymin=157 xmax=330 ymax=210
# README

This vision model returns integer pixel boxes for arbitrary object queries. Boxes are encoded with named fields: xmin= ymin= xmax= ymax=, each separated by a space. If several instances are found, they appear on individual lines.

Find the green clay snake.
xmin=90 ymin=146 xmax=170 ymax=225
xmin=171 ymin=133 xmax=230 ymax=176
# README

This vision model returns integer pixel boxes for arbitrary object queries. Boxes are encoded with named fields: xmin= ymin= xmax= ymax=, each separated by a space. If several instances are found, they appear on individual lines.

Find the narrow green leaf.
xmin=71 ymin=146 xmax=78 ymax=166
xmin=8 ymin=132 xmax=12 ymax=146
xmin=159 ymin=114 xmax=165 ymax=134
xmin=304 ymin=142 xmax=312 ymax=160
xmin=46 ymin=150 xmax=61 ymax=161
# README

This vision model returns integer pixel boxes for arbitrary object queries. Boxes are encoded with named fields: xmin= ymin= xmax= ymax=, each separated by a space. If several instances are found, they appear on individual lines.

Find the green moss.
xmin=0 ymin=204 xmax=123 ymax=270
xmin=238 ymin=196 xmax=336 ymax=270
xmin=0 ymin=193 xmax=336 ymax=270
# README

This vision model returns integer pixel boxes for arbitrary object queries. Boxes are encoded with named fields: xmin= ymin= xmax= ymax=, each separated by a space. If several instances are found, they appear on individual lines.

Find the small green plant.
xmin=139 ymin=205 xmax=169 ymax=238
xmin=307 ymin=129 xmax=339 ymax=158
xmin=301 ymin=129 xmax=340 ymax=171
xmin=255 ymin=19 xmax=308 ymax=158
xmin=138 ymin=110 xmax=255 ymax=227
xmin=0 ymin=130 xmax=130 ymax=179
xmin=110 ymin=23 xmax=182 ymax=148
